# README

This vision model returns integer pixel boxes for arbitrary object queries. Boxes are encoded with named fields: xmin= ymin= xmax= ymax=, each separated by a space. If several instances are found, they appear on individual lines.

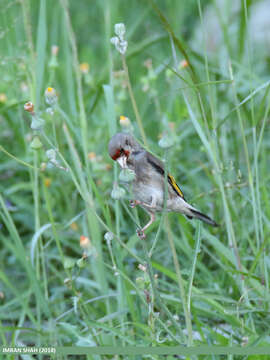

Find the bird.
xmin=108 ymin=132 xmax=218 ymax=238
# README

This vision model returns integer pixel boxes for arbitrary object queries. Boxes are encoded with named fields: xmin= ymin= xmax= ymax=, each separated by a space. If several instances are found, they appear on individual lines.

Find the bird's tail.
xmin=188 ymin=208 xmax=218 ymax=227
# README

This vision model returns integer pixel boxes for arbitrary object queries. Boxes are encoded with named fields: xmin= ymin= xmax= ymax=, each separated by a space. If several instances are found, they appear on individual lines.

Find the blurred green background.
xmin=1 ymin=0 xmax=270 ymax=357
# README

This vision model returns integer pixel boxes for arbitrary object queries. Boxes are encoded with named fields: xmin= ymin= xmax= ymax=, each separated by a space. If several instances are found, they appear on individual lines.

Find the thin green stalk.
xmin=0 ymin=195 xmax=50 ymax=317
xmin=0 ymin=145 xmax=35 ymax=169
xmin=187 ymin=222 xmax=201 ymax=313
xmin=33 ymin=153 xmax=41 ymax=342
xmin=198 ymin=0 xmax=216 ymax=131
xmin=35 ymin=0 xmax=47 ymax=109
xmin=183 ymin=92 xmax=245 ymax=289
xmin=243 ymin=0 xmax=255 ymax=127
xmin=229 ymin=63 xmax=259 ymax=250
xmin=42 ymin=182 xmax=65 ymax=264
xmin=166 ymin=217 xmax=193 ymax=346
xmin=21 ymin=0 xmax=36 ymax=101
xmin=121 ymin=54 xmax=147 ymax=146
xmin=142 ymin=240 xmax=185 ymax=343
xmin=60 ymin=0 xmax=90 ymax=170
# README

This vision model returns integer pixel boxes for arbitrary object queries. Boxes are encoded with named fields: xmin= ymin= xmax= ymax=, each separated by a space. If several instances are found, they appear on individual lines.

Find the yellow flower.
xmin=70 ymin=222 xmax=78 ymax=231
xmin=45 ymin=87 xmax=57 ymax=105
xmin=88 ymin=152 xmax=96 ymax=161
xmin=179 ymin=59 xmax=189 ymax=69
xmin=79 ymin=62 xmax=90 ymax=74
xmin=44 ymin=177 xmax=52 ymax=188
xmin=80 ymin=235 xmax=91 ymax=250
xmin=0 ymin=93 xmax=7 ymax=103
xmin=119 ymin=115 xmax=131 ymax=127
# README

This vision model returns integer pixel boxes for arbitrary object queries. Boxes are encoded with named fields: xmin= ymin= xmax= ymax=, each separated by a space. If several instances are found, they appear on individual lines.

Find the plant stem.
xmin=122 ymin=54 xmax=147 ymax=146
xmin=166 ymin=217 xmax=193 ymax=346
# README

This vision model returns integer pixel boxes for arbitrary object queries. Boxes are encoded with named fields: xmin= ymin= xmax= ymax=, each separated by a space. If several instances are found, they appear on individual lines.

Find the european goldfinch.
xmin=108 ymin=132 xmax=218 ymax=238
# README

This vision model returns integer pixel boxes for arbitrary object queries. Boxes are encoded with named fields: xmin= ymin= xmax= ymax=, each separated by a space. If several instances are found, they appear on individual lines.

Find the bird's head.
xmin=108 ymin=132 xmax=141 ymax=168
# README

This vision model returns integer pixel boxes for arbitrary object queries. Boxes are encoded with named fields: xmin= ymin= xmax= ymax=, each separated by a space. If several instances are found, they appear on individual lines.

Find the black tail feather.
xmin=189 ymin=208 xmax=219 ymax=227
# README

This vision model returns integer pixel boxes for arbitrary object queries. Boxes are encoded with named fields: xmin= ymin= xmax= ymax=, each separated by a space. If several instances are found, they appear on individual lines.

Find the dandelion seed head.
xmin=111 ymin=23 xmax=128 ymax=54
xmin=104 ymin=232 xmax=114 ymax=242
xmin=114 ymin=23 xmax=126 ymax=40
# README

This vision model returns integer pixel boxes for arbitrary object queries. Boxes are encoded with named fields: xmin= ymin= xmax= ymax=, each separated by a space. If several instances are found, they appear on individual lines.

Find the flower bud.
xmin=104 ymin=232 xmax=114 ymax=242
xmin=40 ymin=162 xmax=47 ymax=171
xmin=79 ymin=62 xmax=90 ymax=74
xmin=110 ymin=23 xmax=128 ymax=55
xmin=136 ymin=277 xmax=145 ymax=289
xmin=30 ymin=136 xmax=43 ymax=150
xmin=45 ymin=87 xmax=58 ymax=106
xmin=119 ymin=115 xmax=133 ymax=130
xmin=114 ymin=23 xmax=126 ymax=40
xmin=80 ymin=235 xmax=91 ymax=251
xmin=77 ymin=257 xmax=87 ymax=268
xmin=30 ymin=117 xmax=45 ymax=131
xmin=24 ymin=101 xmax=34 ymax=113
xmin=119 ymin=168 xmax=135 ymax=183
xmin=158 ymin=134 xmax=174 ymax=149
xmin=111 ymin=185 xmax=126 ymax=199
xmin=64 ymin=257 xmax=76 ymax=269
xmin=46 ymin=149 xmax=57 ymax=161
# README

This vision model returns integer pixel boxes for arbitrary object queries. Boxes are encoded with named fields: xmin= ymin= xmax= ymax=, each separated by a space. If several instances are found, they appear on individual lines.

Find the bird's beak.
xmin=117 ymin=155 xmax=127 ymax=169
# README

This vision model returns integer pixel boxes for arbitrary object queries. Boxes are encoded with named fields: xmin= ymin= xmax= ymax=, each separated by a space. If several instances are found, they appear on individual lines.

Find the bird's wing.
xmin=167 ymin=173 xmax=185 ymax=199
xmin=146 ymin=152 xmax=185 ymax=200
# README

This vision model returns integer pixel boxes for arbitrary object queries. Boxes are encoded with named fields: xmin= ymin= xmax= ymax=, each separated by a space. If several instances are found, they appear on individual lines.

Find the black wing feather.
xmin=146 ymin=152 xmax=185 ymax=199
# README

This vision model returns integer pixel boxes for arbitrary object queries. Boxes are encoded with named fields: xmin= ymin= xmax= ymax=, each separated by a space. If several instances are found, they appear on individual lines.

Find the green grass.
xmin=1 ymin=0 xmax=270 ymax=359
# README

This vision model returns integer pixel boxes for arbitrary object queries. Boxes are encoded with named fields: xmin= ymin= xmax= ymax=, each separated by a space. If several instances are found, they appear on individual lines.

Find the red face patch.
xmin=112 ymin=149 xmax=121 ymax=160
xmin=111 ymin=149 xmax=130 ymax=161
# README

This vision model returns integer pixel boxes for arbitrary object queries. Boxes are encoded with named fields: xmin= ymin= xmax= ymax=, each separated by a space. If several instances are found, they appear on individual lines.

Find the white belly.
xmin=133 ymin=182 xmax=164 ymax=210
xmin=132 ymin=181 xmax=191 ymax=214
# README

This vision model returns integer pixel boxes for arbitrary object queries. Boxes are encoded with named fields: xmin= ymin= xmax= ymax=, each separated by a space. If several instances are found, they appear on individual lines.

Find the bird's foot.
xmin=130 ymin=200 xmax=141 ymax=208
xmin=136 ymin=228 xmax=146 ymax=239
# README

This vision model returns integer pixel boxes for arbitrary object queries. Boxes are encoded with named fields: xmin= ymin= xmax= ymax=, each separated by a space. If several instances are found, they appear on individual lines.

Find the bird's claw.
xmin=136 ymin=228 xmax=146 ymax=239
xmin=130 ymin=200 xmax=141 ymax=208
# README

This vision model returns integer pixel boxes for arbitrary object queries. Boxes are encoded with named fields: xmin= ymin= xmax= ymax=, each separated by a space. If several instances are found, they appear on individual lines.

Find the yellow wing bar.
xmin=168 ymin=174 xmax=185 ymax=199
